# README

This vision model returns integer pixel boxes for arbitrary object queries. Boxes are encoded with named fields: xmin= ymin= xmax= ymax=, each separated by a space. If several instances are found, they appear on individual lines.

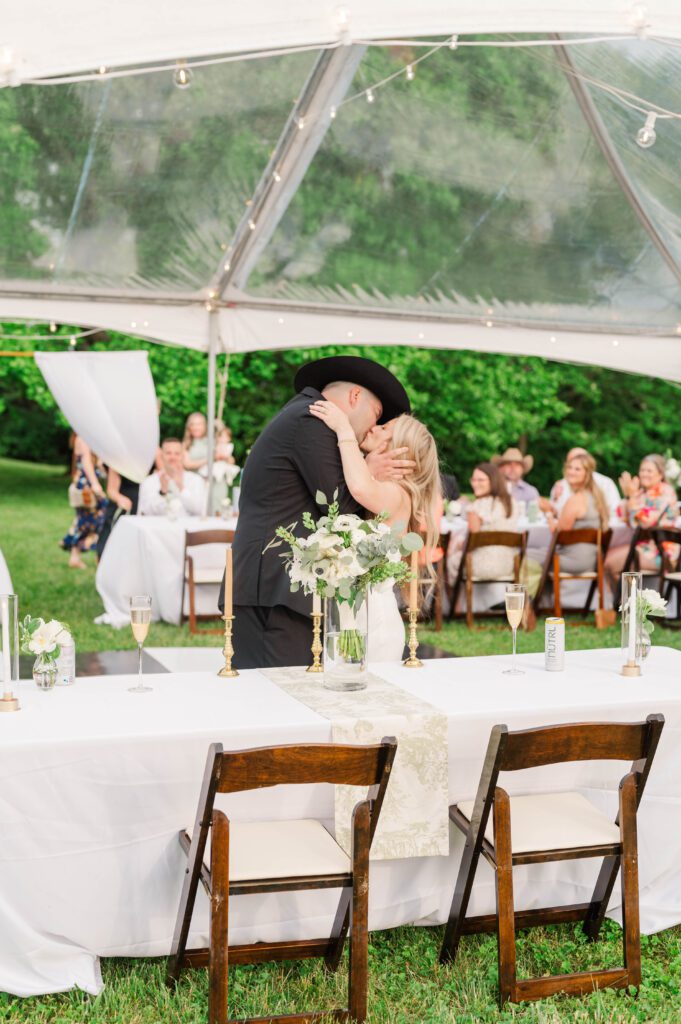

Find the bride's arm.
xmin=309 ymin=401 xmax=408 ymax=518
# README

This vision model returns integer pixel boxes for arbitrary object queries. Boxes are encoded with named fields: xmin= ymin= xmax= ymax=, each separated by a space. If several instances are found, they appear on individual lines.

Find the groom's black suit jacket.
xmin=220 ymin=387 xmax=363 ymax=617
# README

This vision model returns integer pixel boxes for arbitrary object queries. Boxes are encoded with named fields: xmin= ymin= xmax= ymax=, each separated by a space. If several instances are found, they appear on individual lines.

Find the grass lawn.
xmin=1 ymin=455 xmax=681 ymax=1022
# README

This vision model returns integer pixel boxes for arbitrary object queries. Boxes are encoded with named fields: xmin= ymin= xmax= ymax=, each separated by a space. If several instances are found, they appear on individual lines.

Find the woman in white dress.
xmin=309 ymin=402 xmax=442 ymax=662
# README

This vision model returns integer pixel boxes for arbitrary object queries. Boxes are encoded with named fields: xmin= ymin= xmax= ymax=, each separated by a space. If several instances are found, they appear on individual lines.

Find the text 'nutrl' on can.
xmin=545 ymin=617 xmax=565 ymax=671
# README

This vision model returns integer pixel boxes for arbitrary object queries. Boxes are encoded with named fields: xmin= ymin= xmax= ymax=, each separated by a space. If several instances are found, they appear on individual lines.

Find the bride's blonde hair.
xmin=389 ymin=415 xmax=442 ymax=582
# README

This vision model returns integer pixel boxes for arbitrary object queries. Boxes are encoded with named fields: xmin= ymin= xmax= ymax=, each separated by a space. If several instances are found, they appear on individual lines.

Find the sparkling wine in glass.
xmin=129 ymin=595 xmax=152 ymax=693
xmin=503 ymin=584 xmax=525 ymax=676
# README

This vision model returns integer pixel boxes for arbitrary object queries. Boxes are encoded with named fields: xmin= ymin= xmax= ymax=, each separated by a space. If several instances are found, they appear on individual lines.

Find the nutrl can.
xmin=545 ymin=617 xmax=565 ymax=671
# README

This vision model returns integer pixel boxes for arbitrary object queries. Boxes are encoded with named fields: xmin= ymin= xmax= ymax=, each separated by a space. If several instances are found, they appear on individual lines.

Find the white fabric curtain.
xmin=35 ymin=351 xmax=159 ymax=484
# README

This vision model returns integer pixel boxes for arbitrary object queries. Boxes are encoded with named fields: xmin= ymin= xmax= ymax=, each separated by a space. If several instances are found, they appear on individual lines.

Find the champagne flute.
xmin=129 ymin=595 xmax=152 ymax=693
xmin=503 ymin=584 xmax=525 ymax=676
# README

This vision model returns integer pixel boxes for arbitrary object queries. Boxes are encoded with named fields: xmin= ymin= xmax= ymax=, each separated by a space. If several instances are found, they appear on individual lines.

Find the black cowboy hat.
xmin=294 ymin=355 xmax=410 ymax=424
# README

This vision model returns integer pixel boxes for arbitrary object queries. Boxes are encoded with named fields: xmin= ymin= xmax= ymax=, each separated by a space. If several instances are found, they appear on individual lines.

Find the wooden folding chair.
xmin=655 ymin=527 xmax=681 ymax=628
xmin=439 ymin=715 xmax=664 ymax=1006
xmin=181 ymin=529 xmax=234 ymax=635
xmin=534 ymin=528 xmax=613 ymax=628
xmin=456 ymin=531 xmax=527 ymax=629
xmin=613 ymin=526 xmax=663 ymax=609
xmin=166 ymin=737 xmax=397 ymax=1024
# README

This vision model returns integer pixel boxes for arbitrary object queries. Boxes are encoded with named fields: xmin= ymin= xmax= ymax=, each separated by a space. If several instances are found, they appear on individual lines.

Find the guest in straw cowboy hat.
xmin=492 ymin=447 xmax=539 ymax=504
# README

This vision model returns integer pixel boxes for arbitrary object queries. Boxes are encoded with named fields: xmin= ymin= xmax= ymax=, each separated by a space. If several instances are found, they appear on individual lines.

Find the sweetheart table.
xmin=2 ymin=646 xmax=681 ymax=997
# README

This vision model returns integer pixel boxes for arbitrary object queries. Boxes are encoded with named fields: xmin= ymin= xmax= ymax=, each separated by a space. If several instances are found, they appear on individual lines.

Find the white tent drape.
xmin=5 ymin=1 xmax=681 ymax=83
xmin=35 ymin=351 xmax=159 ymax=483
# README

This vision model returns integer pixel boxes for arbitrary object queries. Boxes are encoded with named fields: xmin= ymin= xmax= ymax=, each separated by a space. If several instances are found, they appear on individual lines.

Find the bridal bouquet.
xmin=270 ymin=491 xmax=423 ymax=659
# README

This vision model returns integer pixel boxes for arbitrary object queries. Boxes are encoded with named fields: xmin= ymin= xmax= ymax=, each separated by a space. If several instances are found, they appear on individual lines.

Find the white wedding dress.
xmin=367 ymin=583 xmax=406 ymax=663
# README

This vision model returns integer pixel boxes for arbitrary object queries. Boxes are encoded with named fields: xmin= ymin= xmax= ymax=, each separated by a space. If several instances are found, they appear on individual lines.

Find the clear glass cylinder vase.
xmin=0 ymin=593 xmax=20 ymax=709
xmin=621 ymin=571 xmax=644 ymax=673
xmin=323 ymin=596 xmax=368 ymax=691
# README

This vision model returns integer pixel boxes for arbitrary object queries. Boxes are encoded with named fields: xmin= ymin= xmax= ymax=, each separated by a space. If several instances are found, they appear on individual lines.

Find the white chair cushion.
xmin=190 ymin=818 xmax=351 ymax=881
xmin=665 ymin=572 xmax=681 ymax=581
xmin=185 ymin=568 xmax=224 ymax=584
xmin=457 ymin=792 xmax=620 ymax=855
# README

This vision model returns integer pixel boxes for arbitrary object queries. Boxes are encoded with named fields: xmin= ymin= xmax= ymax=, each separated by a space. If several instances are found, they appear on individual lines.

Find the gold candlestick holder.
xmin=307 ymin=612 xmax=324 ymax=673
xmin=218 ymin=614 xmax=239 ymax=678
xmin=403 ymin=609 xmax=423 ymax=668
xmin=0 ymin=691 xmax=20 ymax=712
xmin=621 ymin=661 xmax=641 ymax=677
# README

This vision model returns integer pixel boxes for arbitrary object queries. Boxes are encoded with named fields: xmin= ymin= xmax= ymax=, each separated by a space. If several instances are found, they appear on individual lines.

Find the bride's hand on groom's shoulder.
xmin=366 ymin=444 xmax=416 ymax=482
xmin=308 ymin=400 xmax=352 ymax=437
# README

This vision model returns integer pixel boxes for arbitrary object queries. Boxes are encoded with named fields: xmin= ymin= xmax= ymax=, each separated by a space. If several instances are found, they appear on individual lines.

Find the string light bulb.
xmin=628 ymin=2 xmax=650 ymax=35
xmin=366 ymin=88 xmax=374 ymax=104
xmin=69 ymin=336 xmax=77 ymax=348
xmin=405 ymin=64 xmax=415 ymax=81
xmin=248 ymin=218 xmax=256 ymax=231
xmin=296 ymin=116 xmax=305 ymax=130
xmin=273 ymin=170 xmax=281 ymax=182
xmin=330 ymin=105 xmax=337 ymax=119
xmin=49 ymin=321 xmax=57 ymax=333
xmin=98 ymin=65 xmax=107 ymax=75
xmin=449 ymin=34 xmax=459 ymax=49
xmin=636 ymin=112 xmax=657 ymax=149
xmin=173 ymin=61 xmax=193 ymax=89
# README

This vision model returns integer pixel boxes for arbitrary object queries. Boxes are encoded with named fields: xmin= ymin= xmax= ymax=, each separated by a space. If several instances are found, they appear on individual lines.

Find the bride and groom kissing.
xmin=219 ymin=355 xmax=441 ymax=669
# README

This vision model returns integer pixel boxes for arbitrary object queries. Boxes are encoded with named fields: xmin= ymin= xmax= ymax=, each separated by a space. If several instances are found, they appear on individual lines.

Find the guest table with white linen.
xmin=442 ymin=516 xmax=633 ymax=611
xmin=95 ymin=514 xmax=237 ymax=627
xmin=2 ymin=646 xmax=681 ymax=997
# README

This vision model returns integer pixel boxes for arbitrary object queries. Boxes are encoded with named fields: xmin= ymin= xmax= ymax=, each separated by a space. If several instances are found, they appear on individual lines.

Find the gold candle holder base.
xmin=307 ymin=611 xmax=324 ymax=673
xmin=218 ymin=615 xmax=239 ymax=678
xmin=0 ymin=692 xmax=20 ymax=712
xmin=621 ymin=661 xmax=641 ymax=677
xmin=403 ymin=609 xmax=423 ymax=668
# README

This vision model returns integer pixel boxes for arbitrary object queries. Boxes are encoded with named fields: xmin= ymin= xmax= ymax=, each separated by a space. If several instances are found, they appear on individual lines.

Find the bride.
xmin=309 ymin=400 xmax=442 ymax=662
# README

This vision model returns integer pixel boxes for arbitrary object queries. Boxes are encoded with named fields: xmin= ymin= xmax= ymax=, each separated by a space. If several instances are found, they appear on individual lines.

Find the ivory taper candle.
xmin=225 ymin=547 xmax=233 ymax=618
xmin=312 ymin=592 xmax=321 ymax=616
xmin=409 ymin=550 xmax=418 ymax=610
xmin=1 ymin=596 xmax=11 ymax=693
xmin=628 ymin=576 xmax=637 ymax=663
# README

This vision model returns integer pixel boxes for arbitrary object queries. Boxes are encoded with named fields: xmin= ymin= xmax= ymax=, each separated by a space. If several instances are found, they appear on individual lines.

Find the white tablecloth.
xmin=2 ymin=646 xmax=681 ymax=997
xmin=95 ymin=515 xmax=237 ymax=627
xmin=0 ymin=546 xmax=12 ymax=594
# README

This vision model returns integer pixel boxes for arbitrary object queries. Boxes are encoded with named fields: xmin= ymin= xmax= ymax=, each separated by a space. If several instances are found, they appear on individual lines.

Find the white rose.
xmin=318 ymin=534 xmax=343 ymax=552
xmin=387 ymin=549 xmax=402 ymax=564
xmin=642 ymin=589 xmax=667 ymax=614
xmin=374 ymin=522 xmax=391 ymax=535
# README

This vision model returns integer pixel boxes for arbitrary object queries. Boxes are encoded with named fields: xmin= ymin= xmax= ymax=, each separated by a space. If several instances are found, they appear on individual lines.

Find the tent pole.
xmin=205 ymin=310 xmax=218 ymax=515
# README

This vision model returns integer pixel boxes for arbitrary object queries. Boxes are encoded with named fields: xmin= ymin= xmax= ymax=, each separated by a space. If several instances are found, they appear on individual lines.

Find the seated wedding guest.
xmin=96 ymin=467 xmax=143 ymax=559
xmin=604 ymin=452 xmax=677 ymax=591
xmin=60 ymin=433 xmax=108 ymax=569
xmin=551 ymin=446 xmax=620 ymax=517
xmin=492 ymin=447 xmax=539 ymax=504
xmin=139 ymin=438 xmax=205 ymax=516
xmin=446 ymin=462 xmax=518 ymax=585
xmin=546 ymin=452 xmax=609 ymax=573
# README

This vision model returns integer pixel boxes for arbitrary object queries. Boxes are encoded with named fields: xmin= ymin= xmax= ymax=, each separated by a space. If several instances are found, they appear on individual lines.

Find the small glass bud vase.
xmin=323 ymin=596 xmax=368 ymax=691
xmin=620 ymin=571 xmax=644 ymax=676
xmin=33 ymin=653 xmax=57 ymax=690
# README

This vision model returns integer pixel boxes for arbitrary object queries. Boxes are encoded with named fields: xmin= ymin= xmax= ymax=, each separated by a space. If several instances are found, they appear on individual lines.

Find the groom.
xmin=219 ymin=355 xmax=411 ymax=669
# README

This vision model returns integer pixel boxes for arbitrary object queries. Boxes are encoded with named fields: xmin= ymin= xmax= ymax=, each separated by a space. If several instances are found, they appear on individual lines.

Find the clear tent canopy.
xmin=1 ymin=23 xmax=681 ymax=379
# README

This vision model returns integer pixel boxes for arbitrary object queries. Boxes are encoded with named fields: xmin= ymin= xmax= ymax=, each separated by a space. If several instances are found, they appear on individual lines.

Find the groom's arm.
xmin=293 ymin=416 xmax=363 ymax=515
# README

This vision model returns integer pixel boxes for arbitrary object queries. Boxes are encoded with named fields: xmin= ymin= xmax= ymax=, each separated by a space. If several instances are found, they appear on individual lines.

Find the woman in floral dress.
xmin=60 ymin=435 xmax=108 ymax=569
xmin=604 ymin=453 xmax=677 ymax=593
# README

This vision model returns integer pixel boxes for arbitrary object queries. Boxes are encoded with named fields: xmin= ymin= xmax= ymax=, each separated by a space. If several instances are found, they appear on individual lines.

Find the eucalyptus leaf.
xmin=315 ymin=490 xmax=327 ymax=506
xmin=402 ymin=532 xmax=425 ymax=552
